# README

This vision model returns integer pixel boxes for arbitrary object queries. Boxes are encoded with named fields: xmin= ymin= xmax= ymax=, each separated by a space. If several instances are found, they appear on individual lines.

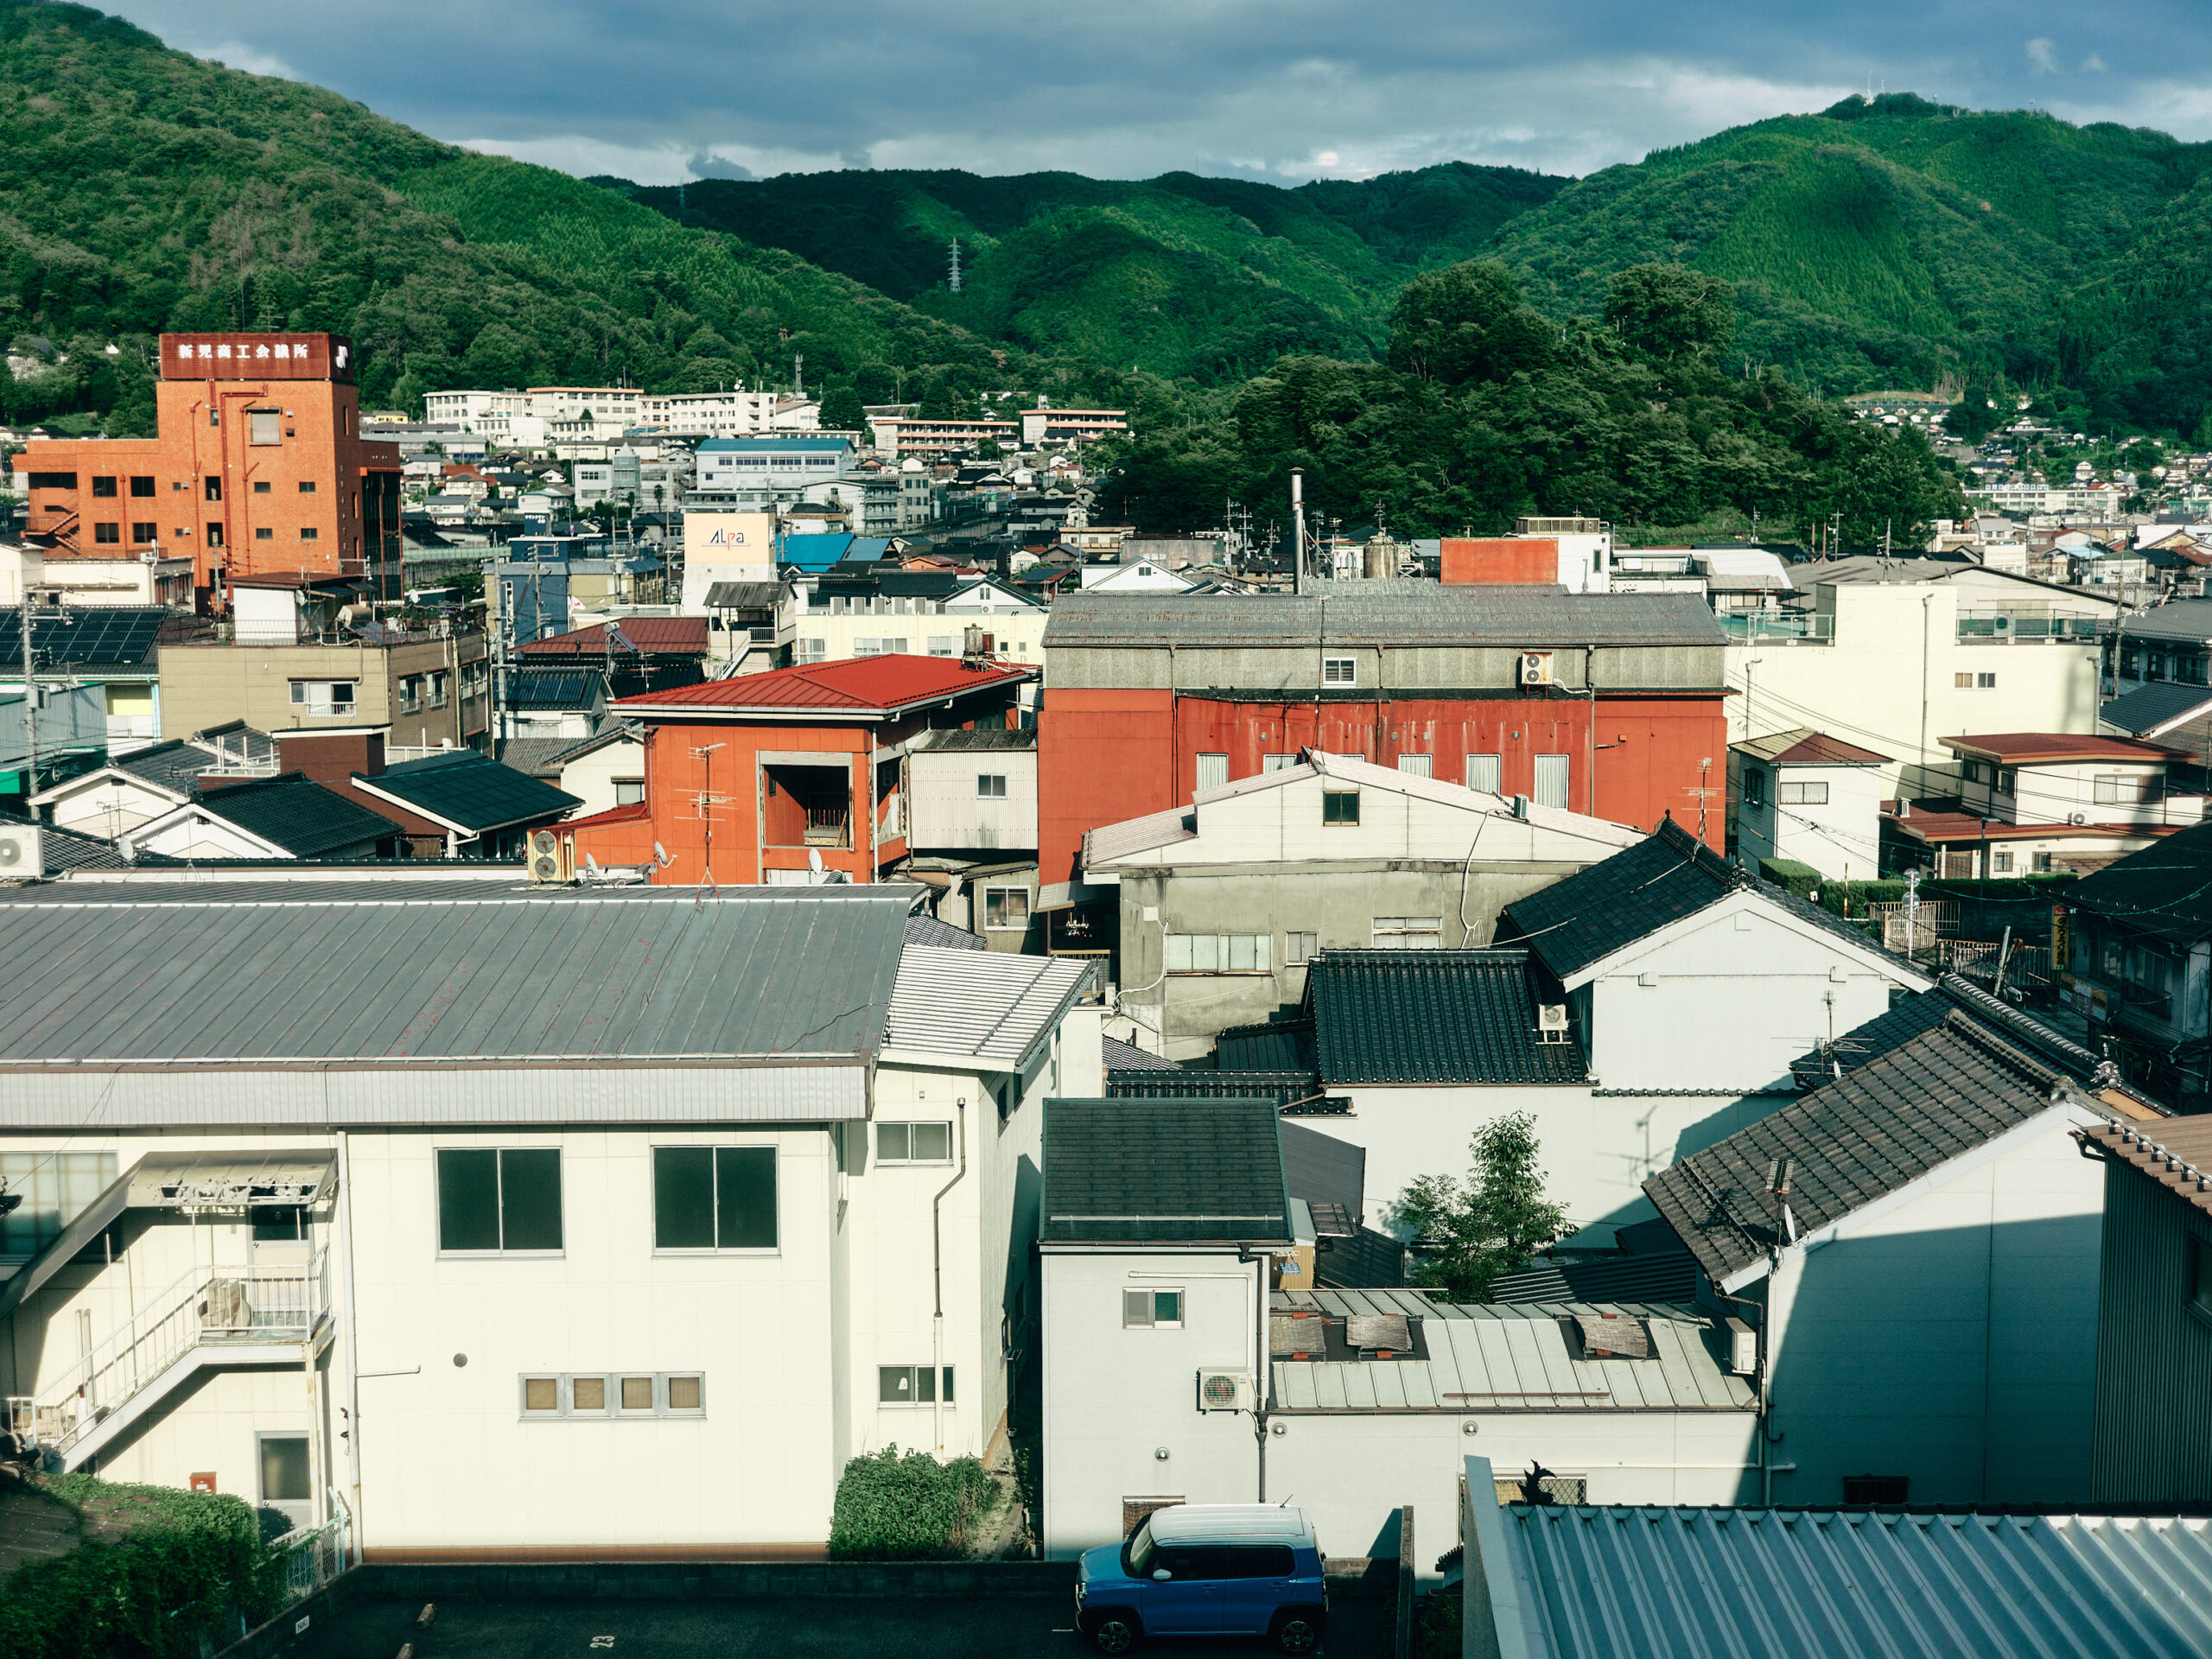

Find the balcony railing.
xmin=1956 ymin=610 xmax=2102 ymax=642
xmin=1719 ymin=613 xmax=1834 ymax=642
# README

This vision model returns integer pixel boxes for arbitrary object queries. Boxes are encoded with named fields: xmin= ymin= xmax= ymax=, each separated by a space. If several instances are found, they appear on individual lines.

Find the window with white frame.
xmin=879 ymin=1364 xmax=954 ymax=1405
xmin=1286 ymin=931 xmax=1319 ymax=965
xmin=1371 ymin=916 xmax=1443 ymax=949
xmin=1533 ymin=753 xmax=1570 ymax=809
xmin=1262 ymin=753 xmax=1296 ymax=772
xmin=984 ymin=886 xmax=1030 ymax=931
xmin=2094 ymin=774 xmax=2159 ymax=804
xmin=1322 ymin=656 xmax=1357 ymax=686
xmin=1123 ymin=1287 xmax=1184 ymax=1328
xmin=1465 ymin=753 xmax=1502 ymax=794
xmin=289 ymin=679 xmax=357 ymax=717
xmin=399 ymin=676 xmax=423 ymax=715
xmin=613 ymin=779 xmax=645 ymax=805
xmin=1396 ymin=754 xmax=1432 ymax=779
xmin=1195 ymin=753 xmax=1229 ymax=791
xmin=1164 ymin=933 xmax=1271 ymax=973
xmin=652 ymin=1146 xmax=778 ymax=1251
xmin=876 ymin=1122 xmax=953 ymax=1164
xmin=854 ymin=637 xmax=909 ymax=657
xmin=436 ymin=1148 xmax=563 ymax=1254
xmin=1992 ymin=850 xmax=2014 ymax=874
xmin=797 ymin=638 xmax=828 ymax=664
xmin=1777 ymin=779 xmax=1827 ymax=805
xmin=977 ymin=774 xmax=1007 ymax=799
xmin=428 ymin=671 xmax=449 ymax=709
xmin=928 ymin=634 xmax=957 ymax=657
xmin=519 ymin=1372 xmax=705 ymax=1419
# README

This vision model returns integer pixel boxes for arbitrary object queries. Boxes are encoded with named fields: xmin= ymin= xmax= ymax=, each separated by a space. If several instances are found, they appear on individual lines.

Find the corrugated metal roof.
xmin=1268 ymin=1298 xmax=1751 ymax=1413
xmin=881 ymin=944 xmax=1099 ymax=1070
xmin=1042 ymin=591 xmax=1727 ymax=649
xmin=614 ymin=654 xmax=1032 ymax=715
xmin=1488 ymin=1499 xmax=2212 ymax=1659
xmin=0 ymin=887 xmax=912 ymax=1067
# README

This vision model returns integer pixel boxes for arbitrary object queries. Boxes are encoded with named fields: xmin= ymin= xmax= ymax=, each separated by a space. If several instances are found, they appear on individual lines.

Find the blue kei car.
xmin=1075 ymin=1503 xmax=1327 ymax=1654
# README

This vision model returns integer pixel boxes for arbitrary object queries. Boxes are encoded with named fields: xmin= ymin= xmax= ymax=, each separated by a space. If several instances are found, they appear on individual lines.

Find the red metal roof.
xmin=519 ymin=618 xmax=709 ymax=656
xmin=1886 ymin=799 xmax=2185 ymax=843
xmin=614 ymin=653 xmax=1033 ymax=717
xmin=1941 ymin=732 xmax=2186 ymax=764
xmin=560 ymin=801 xmax=651 ymax=831
xmin=1733 ymin=727 xmax=1890 ymax=766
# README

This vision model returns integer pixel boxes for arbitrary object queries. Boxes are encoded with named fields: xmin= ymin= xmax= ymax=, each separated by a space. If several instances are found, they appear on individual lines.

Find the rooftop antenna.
xmin=1764 ymin=1156 xmax=1799 ymax=1246
xmin=1291 ymin=468 xmax=1307 ymax=595
xmin=947 ymin=238 xmax=963 ymax=295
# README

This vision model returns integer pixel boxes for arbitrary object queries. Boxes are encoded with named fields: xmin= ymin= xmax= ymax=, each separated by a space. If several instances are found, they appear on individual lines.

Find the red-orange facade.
xmin=1039 ymin=689 xmax=1729 ymax=885
xmin=1440 ymin=537 xmax=1559 ymax=584
xmin=18 ymin=333 xmax=401 ymax=612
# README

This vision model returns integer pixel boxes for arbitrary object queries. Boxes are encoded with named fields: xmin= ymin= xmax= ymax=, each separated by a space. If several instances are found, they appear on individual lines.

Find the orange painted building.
xmin=1440 ymin=537 xmax=1559 ymax=585
xmin=565 ymin=655 xmax=1034 ymax=885
xmin=18 ymin=333 xmax=402 ymax=612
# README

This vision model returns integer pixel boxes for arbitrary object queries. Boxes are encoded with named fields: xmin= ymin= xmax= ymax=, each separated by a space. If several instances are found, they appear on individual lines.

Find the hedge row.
xmin=829 ymin=1446 xmax=999 ymax=1561
xmin=0 ymin=1475 xmax=282 ymax=1659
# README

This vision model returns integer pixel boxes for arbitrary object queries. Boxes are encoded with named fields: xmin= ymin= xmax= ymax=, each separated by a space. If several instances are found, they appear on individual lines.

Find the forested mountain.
xmin=617 ymin=166 xmax=1563 ymax=384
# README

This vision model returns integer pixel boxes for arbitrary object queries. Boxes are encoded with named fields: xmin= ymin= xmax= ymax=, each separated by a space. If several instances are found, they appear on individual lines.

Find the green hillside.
xmin=1490 ymin=93 xmax=2212 ymax=408
xmin=0 ymin=0 xmax=1061 ymax=430
xmin=626 ymin=163 xmax=1561 ymax=384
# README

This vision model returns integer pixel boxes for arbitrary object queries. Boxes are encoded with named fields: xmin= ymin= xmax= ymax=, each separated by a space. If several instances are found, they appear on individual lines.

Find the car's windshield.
xmin=1122 ymin=1517 xmax=1158 ymax=1577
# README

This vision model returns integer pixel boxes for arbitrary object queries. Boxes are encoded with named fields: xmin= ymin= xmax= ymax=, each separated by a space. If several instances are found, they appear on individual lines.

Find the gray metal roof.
xmin=1268 ymin=1295 xmax=1751 ymax=1413
xmin=881 ymin=944 xmax=1099 ymax=1070
xmin=2101 ymin=680 xmax=2212 ymax=736
xmin=1040 ymin=590 xmax=1727 ymax=649
xmin=0 ymin=887 xmax=913 ymax=1069
xmin=2107 ymin=598 xmax=2212 ymax=643
xmin=1484 ymin=1494 xmax=2212 ymax=1659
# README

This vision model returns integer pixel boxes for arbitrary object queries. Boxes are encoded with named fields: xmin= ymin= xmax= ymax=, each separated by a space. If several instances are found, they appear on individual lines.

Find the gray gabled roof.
xmin=1306 ymin=949 xmax=1588 ymax=1085
xmin=1041 ymin=589 xmax=1727 ymax=650
xmin=353 ymin=752 xmax=581 ymax=833
xmin=881 ymin=944 xmax=1098 ymax=1070
xmin=192 ymin=775 xmax=403 ymax=857
xmin=1645 ymin=1014 xmax=2099 ymax=1287
xmin=0 ymin=886 xmax=912 ymax=1069
xmin=1041 ymin=1096 xmax=1290 ymax=1244
xmin=1787 ymin=973 xmax=2104 ymax=1090
xmin=2101 ymin=680 xmax=2212 ymax=737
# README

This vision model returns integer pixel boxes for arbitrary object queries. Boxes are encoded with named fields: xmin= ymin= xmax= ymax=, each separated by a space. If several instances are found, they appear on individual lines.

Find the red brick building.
xmin=566 ymin=655 xmax=1033 ymax=885
xmin=1036 ymin=589 xmax=1733 ymax=892
xmin=18 ymin=333 xmax=402 ymax=612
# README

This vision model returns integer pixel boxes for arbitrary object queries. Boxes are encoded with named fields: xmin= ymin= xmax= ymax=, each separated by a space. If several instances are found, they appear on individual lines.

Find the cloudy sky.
xmin=105 ymin=1 xmax=2212 ymax=186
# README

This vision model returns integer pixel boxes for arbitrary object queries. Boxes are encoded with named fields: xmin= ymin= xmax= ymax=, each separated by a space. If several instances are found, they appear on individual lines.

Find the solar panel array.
xmin=0 ymin=607 xmax=168 ymax=668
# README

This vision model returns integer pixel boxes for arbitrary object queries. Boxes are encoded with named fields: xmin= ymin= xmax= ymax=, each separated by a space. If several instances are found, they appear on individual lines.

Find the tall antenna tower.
xmin=947 ymin=238 xmax=963 ymax=295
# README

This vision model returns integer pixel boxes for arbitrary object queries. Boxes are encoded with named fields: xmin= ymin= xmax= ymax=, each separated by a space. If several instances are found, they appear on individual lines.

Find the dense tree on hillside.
xmin=1101 ymin=261 xmax=1964 ymax=543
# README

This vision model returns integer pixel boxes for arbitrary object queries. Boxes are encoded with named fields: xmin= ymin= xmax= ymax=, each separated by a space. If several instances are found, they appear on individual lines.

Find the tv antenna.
xmin=947 ymin=238 xmax=963 ymax=295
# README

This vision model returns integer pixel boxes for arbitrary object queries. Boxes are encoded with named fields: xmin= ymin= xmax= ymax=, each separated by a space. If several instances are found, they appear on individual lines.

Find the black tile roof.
xmin=195 ymin=775 xmax=404 ymax=858
xmin=1488 ymin=1250 xmax=1701 ymax=1306
xmin=2100 ymin=682 xmax=2212 ymax=737
xmin=1787 ymin=975 xmax=2101 ymax=1090
xmin=1041 ymin=1097 xmax=1290 ymax=1244
xmin=1218 ymin=1018 xmax=1317 ymax=1075
xmin=2060 ymin=817 xmax=2212 ymax=946
xmin=37 ymin=823 xmax=131 ymax=874
xmin=1644 ymin=1013 xmax=2093 ymax=1284
xmin=113 ymin=741 xmax=211 ymax=797
xmin=1500 ymin=817 xmax=1905 ymax=982
xmin=1102 ymin=1034 xmax=1177 ymax=1071
xmin=1107 ymin=1071 xmax=1319 ymax=1107
xmin=359 ymin=753 xmax=581 ymax=832
xmin=905 ymin=913 xmax=985 ymax=951
xmin=1304 ymin=950 xmax=1587 ymax=1085
xmin=1281 ymin=1121 xmax=1364 ymax=1222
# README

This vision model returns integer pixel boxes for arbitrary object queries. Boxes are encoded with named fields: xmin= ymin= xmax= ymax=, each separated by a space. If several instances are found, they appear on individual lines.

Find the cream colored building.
xmin=161 ymin=632 xmax=489 ymax=749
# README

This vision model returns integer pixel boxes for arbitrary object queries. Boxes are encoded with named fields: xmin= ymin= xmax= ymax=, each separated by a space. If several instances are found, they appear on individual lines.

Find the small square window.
xmin=93 ymin=522 xmax=119 ymax=544
xmin=299 ymin=527 xmax=318 ymax=541
xmin=253 ymin=480 xmax=272 ymax=493
xmin=298 ymin=480 xmax=316 ymax=493
xmin=523 ymin=1377 xmax=560 ymax=1414
xmin=1287 ymin=931 xmax=1318 ymax=965
xmin=1323 ymin=790 xmax=1360 ymax=825
xmin=204 ymin=476 xmax=222 ymax=501
xmin=92 ymin=476 xmax=118 ymax=498
xmin=1322 ymin=656 xmax=1356 ymax=686
xmin=620 ymin=1376 xmax=655 ymax=1412
xmin=1465 ymin=754 xmax=1503 ymax=794
xmin=1395 ymin=754 xmax=1433 ymax=778
xmin=129 ymin=475 xmax=156 ymax=498
xmin=131 ymin=523 xmax=157 ymax=544
xmin=1955 ymin=672 xmax=1974 ymax=689
xmin=614 ymin=779 xmax=645 ymax=806
xmin=977 ymin=773 xmax=1007 ymax=799
xmin=1122 ymin=1287 xmax=1184 ymax=1328
xmin=984 ymin=886 xmax=1030 ymax=931
xmin=255 ymin=526 xmax=274 ymax=540
xmin=666 ymin=1375 xmax=704 ymax=1413
xmin=570 ymin=1375 xmax=607 ymax=1412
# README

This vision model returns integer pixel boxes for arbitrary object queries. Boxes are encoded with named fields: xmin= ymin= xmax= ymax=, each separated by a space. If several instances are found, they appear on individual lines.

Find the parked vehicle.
xmin=1074 ymin=1503 xmax=1326 ymax=1654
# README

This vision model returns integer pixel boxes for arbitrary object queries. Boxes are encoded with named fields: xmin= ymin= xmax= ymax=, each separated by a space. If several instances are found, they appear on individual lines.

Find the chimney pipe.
xmin=1291 ymin=469 xmax=1306 ymax=596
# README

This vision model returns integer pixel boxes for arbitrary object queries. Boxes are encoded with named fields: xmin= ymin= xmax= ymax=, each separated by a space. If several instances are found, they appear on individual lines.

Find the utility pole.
xmin=18 ymin=593 xmax=36 ymax=803
xmin=1290 ymin=469 xmax=1307 ymax=596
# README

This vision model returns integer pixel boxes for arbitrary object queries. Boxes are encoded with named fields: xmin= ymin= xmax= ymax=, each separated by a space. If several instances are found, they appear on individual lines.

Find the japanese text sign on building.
xmin=160 ymin=334 xmax=354 ymax=384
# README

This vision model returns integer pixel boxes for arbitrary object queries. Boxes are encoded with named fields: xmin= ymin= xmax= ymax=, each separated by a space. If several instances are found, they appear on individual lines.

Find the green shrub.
xmin=1757 ymin=857 xmax=1822 ymax=899
xmin=0 ymin=1475 xmax=282 ymax=1659
xmin=829 ymin=1446 xmax=998 ymax=1561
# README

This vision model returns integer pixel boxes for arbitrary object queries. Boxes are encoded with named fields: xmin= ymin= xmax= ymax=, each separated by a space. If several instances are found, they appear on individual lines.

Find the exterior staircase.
xmin=8 ymin=1254 xmax=330 ymax=1471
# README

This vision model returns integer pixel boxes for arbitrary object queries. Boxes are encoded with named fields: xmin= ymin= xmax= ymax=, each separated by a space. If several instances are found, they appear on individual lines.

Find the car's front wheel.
xmin=1090 ymin=1612 xmax=1140 ymax=1654
xmin=1274 ymin=1612 xmax=1321 ymax=1655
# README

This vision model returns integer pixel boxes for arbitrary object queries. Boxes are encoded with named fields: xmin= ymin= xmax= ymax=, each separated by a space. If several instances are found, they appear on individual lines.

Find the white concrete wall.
xmin=1041 ymin=1248 xmax=1262 ymax=1558
xmin=1760 ymin=1108 xmax=2104 ymax=1508
xmin=1732 ymin=763 xmax=1886 ymax=881
xmin=41 ymin=772 xmax=189 ymax=837
xmin=1958 ymin=760 xmax=2202 ymax=829
xmin=1728 ymin=581 xmax=2109 ymax=796
xmin=1584 ymin=894 xmax=1913 ymax=1093
xmin=788 ymin=614 xmax=1049 ymax=669
xmin=1265 ymin=1408 xmax=1758 ymax=1565
xmin=122 ymin=810 xmax=284 ymax=861
xmin=556 ymin=733 xmax=646 ymax=819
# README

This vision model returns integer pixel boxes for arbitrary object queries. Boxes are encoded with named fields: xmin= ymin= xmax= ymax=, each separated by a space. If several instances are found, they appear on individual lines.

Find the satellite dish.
xmin=808 ymin=849 xmax=824 ymax=875
xmin=652 ymin=841 xmax=671 ymax=868
xmin=584 ymin=854 xmax=601 ymax=872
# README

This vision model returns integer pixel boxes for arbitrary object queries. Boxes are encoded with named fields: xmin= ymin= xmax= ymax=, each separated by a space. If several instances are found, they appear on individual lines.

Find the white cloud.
xmin=456 ymin=136 xmax=697 ymax=185
xmin=188 ymin=40 xmax=296 ymax=79
xmin=2082 ymin=54 xmax=2108 ymax=73
xmin=2026 ymin=37 xmax=2060 ymax=74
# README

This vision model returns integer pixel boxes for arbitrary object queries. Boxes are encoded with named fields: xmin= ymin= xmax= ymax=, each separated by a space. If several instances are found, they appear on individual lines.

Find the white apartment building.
xmin=639 ymin=390 xmax=821 ymax=440
xmin=1728 ymin=728 xmax=1891 ymax=880
xmin=1728 ymin=560 xmax=2123 ymax=797
xmin=0 ymin=875 xmax=1100 ymax=1554
xmin=789 ymin=574 xmax=1048 ymax=668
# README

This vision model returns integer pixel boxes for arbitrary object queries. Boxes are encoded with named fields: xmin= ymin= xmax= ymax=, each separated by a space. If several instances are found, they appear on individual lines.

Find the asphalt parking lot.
xmin=311 ymin=1591 xmax=1397 ymax=1659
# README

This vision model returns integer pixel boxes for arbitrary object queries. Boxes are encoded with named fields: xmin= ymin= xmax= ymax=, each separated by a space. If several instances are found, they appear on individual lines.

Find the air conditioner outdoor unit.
xmin=1518 ymin=651 xmax=1554 ymax=686
xmin=1195 ymin=1370 xmax=1254 ymax=1414
xmin=2068 ymin=811 xmax=2088 ymax=826
xmin=1725 ymin=1316 xmax=1758 ymax=1376
xmin=0 ymin=823 xmax=41 ymax=880
xmin=527 ymin=827 xmax=566 ymax=885
xmin=1535 ymin=1003 xmax=1570 ymax=1043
